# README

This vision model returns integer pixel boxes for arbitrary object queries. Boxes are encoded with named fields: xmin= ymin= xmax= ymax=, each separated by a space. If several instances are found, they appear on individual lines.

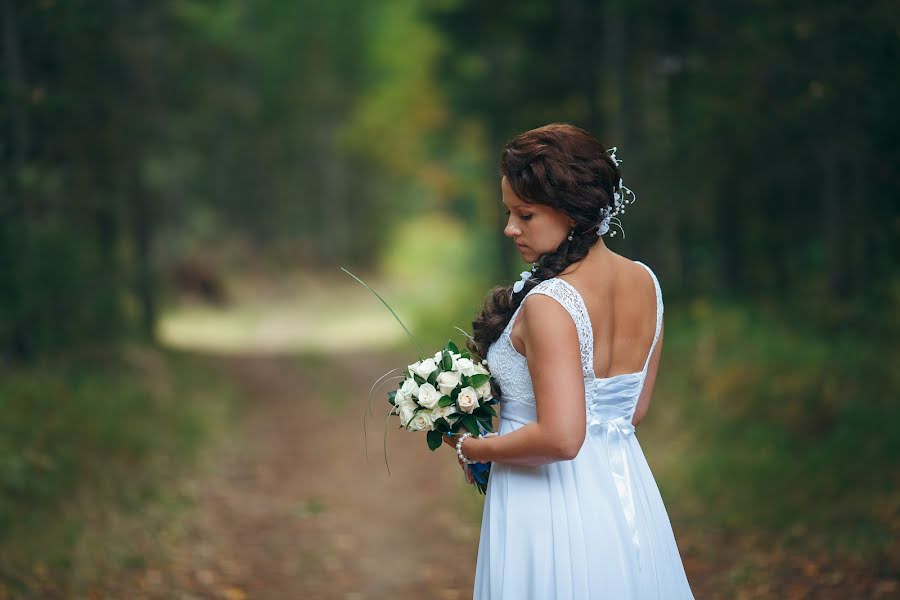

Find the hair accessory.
xmin=599 ymin=147 xmax=638 ymax=239
xmin=510 ymin=263 xmax=538 ymax=298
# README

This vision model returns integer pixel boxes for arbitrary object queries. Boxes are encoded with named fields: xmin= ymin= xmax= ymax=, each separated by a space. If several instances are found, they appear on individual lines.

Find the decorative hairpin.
xmin=599 ymin=147 xmax=637 ymax=238
xmin=510 ymin=263 xmax=538 ymax=299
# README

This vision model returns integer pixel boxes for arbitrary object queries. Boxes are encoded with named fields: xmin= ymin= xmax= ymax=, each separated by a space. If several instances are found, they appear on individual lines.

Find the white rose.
xmin=473 ymin=363 xmax=490 ymax=376
xmin=431 ymin=403 xmax=456 ymax=422
xmin=456 ymin=386 xmax=479 ymax=414
xmin=400 ymin=378 xmax=419 ymax=397
xmin=407 ymin=411 xmax=435 ymax=432
xmin=416 ymin=383 xmax=441 ymax=409
xmin=436 ymin=370 xmax=462 ymax=396
xmin=397 ymin=392 xmax=418 ymax=411
xmin=475 ymin=381 xmax=492 ymax=400
xmin=409 ymin=358 xmax=438 ymax=381
xmin=399 ymin=405 xmax=417 ymax=428
xmin=455 ymin=357 xmax=475 ymax=377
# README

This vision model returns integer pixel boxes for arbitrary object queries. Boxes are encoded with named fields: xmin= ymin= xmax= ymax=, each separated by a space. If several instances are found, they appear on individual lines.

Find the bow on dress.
xmin=587 ymin=400 xmax=642 ymax=572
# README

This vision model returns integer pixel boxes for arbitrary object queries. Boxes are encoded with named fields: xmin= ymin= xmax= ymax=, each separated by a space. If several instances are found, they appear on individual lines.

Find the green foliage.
xmin=659 ymin=303 xmax=898 ymax=565
xmin=0 ymin=347 xmax=235 ymax=569
xmin=426 ymin=430 xmax=444 ymax=451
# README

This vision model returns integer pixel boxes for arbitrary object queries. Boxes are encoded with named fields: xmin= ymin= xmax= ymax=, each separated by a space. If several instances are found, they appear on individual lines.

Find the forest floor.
xmin=83 ymin=349 xmax=893 ymax=600
xmin=97 ymin=350 xmax=483 ymax=599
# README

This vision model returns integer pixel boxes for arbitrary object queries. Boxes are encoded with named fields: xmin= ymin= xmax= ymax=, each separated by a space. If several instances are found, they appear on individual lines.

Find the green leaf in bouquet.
xmin=427 ymin=369 xmax=440 ymax=385
xmin=446 ymin=340 xmax=460 ymax=354
xmin=480 ymin=418 xmax=494 ymax=433
xmin=413 ymin=373 xmax=425 ymax=385
xmin=387 ymin=390 xmax=397 ymax=405
xmin=449 ymin=418 xmax=464 ymax=433
xmin=433 ymin=417 xmax=451 ymax=433
xmin=480 ymin=403 xmax=497 ymax=417
xmin=461 ymin=415 xmax=479 ymax=434
xmin=441 ymin=349 xmax=453 ymax=371
xmin=426 ymin=430 xmax=443 ymax=451
xmin=450 ymin=386 xmax=460 ymax=400
xmin=469 ymin=373 xmax=489 ymax=388
xmin=438 ymin=395 xmax=454 ymax=408
xmin=460 ymin=350 xmax=471 ymax=359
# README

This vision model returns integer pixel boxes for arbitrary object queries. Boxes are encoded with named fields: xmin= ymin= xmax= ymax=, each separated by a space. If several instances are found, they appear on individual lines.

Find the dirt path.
xmin=126 ymin=352 xmax=479 ymax=599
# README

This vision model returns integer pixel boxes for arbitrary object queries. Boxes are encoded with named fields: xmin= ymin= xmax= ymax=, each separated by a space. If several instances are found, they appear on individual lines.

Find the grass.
xmin=0 ymin=345 xmax=237 ymax=595
xmin=648 ymin=300 xmax=900 ymax=589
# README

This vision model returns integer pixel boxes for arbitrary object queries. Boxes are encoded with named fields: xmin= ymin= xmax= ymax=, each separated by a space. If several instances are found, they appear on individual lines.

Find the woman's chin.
xmin=518 ymin=248 xmax=535 ymax=262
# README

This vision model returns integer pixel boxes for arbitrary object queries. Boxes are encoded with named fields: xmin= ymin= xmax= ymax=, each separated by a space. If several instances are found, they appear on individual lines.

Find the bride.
xmin=442 ymin=123 xmax=696 ymax=599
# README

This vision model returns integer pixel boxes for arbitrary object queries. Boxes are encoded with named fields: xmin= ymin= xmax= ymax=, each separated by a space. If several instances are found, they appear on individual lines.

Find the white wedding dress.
xmin=474 ymin=261 xmax=695 ymax=599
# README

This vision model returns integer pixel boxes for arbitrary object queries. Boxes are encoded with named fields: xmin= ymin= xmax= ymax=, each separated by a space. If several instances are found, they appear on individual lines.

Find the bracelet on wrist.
xmin=456 ymin=431 xmax=498 ymax=465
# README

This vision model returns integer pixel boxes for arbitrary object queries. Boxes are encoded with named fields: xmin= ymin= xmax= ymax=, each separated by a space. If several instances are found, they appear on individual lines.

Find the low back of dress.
xmin=486 ymin=260 xmax=663 ymax=429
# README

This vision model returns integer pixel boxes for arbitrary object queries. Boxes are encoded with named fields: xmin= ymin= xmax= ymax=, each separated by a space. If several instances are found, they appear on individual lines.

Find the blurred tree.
xmin=1 ymin=1 xmax=169 ymax=357
xmin=426 ymin=0 xmax=899 ymax=330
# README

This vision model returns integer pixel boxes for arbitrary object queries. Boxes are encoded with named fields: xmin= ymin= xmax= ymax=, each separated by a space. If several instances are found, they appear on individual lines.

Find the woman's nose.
xmin=504 ymin=221 xmax=520 ymax=238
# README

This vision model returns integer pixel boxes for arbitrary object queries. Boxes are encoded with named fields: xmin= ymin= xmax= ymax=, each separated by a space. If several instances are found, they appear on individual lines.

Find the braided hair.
xmin=468 ymin=123 xmax=623 ymax=362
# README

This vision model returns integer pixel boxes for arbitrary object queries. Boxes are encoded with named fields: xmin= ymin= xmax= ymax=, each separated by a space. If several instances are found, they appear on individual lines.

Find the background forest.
xmin=1 ymin=0 xmax=898 ymax=597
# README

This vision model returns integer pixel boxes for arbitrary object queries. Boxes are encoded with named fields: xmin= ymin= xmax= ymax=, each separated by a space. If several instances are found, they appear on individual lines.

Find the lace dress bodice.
xmin=485 ymin=261 xmax=664 ymax=427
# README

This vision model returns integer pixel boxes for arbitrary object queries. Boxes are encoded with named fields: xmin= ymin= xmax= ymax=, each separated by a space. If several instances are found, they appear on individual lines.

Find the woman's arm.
xmin=445 ymin=294 xmax=587 ymax=467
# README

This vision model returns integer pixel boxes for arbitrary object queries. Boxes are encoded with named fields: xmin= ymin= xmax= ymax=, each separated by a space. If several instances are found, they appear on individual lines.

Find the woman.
xmin=443 ymin=123 xmax=695 ymax=599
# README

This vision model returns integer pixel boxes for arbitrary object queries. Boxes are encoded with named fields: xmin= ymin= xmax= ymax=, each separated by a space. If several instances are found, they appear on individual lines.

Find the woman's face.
xmin=501 ymin=176 xmax=575 ymax=263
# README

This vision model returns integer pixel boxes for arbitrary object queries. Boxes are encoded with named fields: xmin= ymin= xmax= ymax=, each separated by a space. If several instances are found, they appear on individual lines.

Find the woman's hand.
xmin=442 ymin=432 xmax=475 ymax=484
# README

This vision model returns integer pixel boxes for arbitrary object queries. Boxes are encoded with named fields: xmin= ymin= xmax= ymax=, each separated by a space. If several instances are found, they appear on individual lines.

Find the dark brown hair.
xmin=468 ymin=123 xmax=622 ymax=362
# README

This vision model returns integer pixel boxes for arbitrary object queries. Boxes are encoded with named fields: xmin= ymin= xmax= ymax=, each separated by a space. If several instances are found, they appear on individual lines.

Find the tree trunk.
xmin=2 ymin=0 xmax=30 ymax=358
xmin=822 ymin=146 xmax=848 ymax=303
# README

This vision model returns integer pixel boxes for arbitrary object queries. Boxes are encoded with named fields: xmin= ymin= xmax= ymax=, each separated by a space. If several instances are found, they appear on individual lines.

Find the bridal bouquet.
xmin=392 ymin=340 xmax=496 ymax=442
xmin=342 ymin=268 xmax=497 ymax=494
xmin=389 ymin=340 xmax=498 ymax=493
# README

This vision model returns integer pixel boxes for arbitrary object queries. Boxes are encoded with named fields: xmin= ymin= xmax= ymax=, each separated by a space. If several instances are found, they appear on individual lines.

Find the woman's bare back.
xmin=510 ymin=249 xmax=664 ymax=424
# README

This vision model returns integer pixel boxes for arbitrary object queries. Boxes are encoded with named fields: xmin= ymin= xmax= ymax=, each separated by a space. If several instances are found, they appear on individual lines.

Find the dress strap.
xmin=633 ymin=261 xmax=664 ymax=374
xmin=521 ymin=279 xmax=595 ymax=378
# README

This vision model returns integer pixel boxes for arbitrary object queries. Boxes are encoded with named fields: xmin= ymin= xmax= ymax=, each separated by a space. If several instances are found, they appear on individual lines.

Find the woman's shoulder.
xmin=519 ymin=278 xmax=589 ymax=326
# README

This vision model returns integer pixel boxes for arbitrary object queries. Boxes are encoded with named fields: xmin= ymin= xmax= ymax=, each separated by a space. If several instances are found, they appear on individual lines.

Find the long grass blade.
xmin=384 ymin=407 xmax=394 ymax=476
xmin=340 ymin=267 xmax=424 ymax=358
xmin=368 ymin=368 xmax=403 ymax=418
xmin=453 ymin=326 xmax=476 ymax=346
xmin=363 ymin=374 xmax=404 ymax=463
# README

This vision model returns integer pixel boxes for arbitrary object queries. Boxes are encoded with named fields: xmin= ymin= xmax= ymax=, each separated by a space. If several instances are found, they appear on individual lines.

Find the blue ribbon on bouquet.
xmin=446 ymin=421 xmax=494 ymax=494
xmin=468 ymin=462 xmax=491 ymax=493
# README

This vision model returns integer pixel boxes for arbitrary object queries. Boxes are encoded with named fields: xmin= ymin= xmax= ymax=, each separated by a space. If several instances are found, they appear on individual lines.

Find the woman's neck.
xmin=560 ymin=239 xmax=613 ymax=276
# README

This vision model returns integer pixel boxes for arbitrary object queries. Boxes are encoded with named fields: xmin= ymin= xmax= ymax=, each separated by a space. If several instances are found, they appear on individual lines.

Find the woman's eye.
xmin=504 ymin=210 xmax=532 ymax=221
